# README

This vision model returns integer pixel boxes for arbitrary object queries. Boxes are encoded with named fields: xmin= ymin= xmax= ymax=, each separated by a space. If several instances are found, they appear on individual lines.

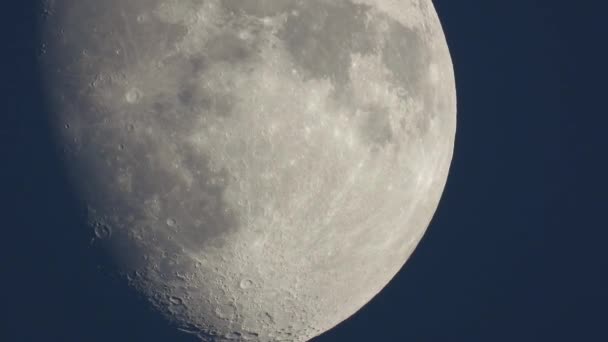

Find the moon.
xmin=39 ymin=0 xmax=456 ymax=341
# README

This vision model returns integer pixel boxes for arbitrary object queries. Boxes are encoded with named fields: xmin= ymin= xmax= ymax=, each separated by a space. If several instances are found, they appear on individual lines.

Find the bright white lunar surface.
xmin=39 ymin=0 xmax=456 ymax=340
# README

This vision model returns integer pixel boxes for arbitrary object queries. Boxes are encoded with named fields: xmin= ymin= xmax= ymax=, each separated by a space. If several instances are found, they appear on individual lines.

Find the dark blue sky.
xmin=2 ymin=1 xmax=605 ymax=341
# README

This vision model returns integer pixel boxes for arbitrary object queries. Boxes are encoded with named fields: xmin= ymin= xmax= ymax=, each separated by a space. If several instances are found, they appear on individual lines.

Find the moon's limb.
xmin=39 ymin=0 xmax=456 ymax=341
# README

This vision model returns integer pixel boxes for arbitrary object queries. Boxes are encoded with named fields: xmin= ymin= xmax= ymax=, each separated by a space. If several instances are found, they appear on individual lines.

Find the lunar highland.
xmin=39 ymin=0 xmax=456 ymax=340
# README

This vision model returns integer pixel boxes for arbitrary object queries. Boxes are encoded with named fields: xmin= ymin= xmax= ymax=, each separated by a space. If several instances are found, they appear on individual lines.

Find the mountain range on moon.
xmin=38 ymin=0 xmax=456 ymax=340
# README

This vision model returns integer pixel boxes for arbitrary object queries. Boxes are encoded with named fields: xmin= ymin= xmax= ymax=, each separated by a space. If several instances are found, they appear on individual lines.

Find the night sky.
xmin=2 ymin=1 xmax=606 ymax=341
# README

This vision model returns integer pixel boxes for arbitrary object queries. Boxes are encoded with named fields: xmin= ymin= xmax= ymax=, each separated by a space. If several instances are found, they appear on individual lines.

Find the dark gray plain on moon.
xmin=39 ymin=0 xmax=456 ymax=341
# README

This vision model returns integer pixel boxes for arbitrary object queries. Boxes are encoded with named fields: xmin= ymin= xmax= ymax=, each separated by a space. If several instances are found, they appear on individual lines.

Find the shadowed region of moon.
xmin=38 ymin=0 xmax=456 ymax=341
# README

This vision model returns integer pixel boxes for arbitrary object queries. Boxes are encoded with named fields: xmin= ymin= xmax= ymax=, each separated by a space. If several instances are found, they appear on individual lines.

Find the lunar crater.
xmin=39 ymin=0 xmax=456 ymax=340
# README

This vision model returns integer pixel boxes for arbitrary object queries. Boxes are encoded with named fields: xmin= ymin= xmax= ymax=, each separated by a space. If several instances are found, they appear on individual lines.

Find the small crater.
xmin=242 ymin=331 xmax=260 ymax=340
xmin=37 ymin=43 xmax=47 ymax=57
xmin=125 ymin=87 xmax=143 ymax=104
xmin=225 ymin=332 xmax=241 ymax=340
xmin=169 ymin=296 xmax=184 ymax=305
xmin=90 ymin=73 xmax=105 ymax=88
xmin=239 ymin=279 xmax=254 ymax=289
xmin=214 ymin=303 xmax=236 ymax=320
xmin=93 ymin=223 xmax=112 ymax=240
xmin=261 ymin=312 xmax=275 ymax=325
xmin=166 ymin=218 xmax=176 ymax=227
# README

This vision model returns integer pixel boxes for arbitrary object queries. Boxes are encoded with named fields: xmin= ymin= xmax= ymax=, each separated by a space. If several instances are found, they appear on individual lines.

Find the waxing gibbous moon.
xmin=39 ymin=0 xmax=456 ymax=341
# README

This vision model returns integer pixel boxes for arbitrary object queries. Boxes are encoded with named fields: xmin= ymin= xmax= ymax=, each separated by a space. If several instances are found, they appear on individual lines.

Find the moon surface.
xmin=39 ymin=0 xmax=456 ymax=341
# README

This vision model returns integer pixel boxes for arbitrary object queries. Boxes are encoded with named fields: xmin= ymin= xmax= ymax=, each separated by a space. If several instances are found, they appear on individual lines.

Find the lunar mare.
xmin=39 ymin=0 xmax=456 ymax=341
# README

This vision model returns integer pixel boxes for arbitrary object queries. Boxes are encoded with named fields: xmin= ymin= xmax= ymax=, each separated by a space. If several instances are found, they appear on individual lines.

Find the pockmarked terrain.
xmin=39 ymin=0 xmax=456 ymax=340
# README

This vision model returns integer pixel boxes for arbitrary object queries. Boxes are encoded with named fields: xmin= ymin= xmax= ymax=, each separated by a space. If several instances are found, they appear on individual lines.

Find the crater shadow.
xmin=0 ymin=2 xmax=199 ymax=341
